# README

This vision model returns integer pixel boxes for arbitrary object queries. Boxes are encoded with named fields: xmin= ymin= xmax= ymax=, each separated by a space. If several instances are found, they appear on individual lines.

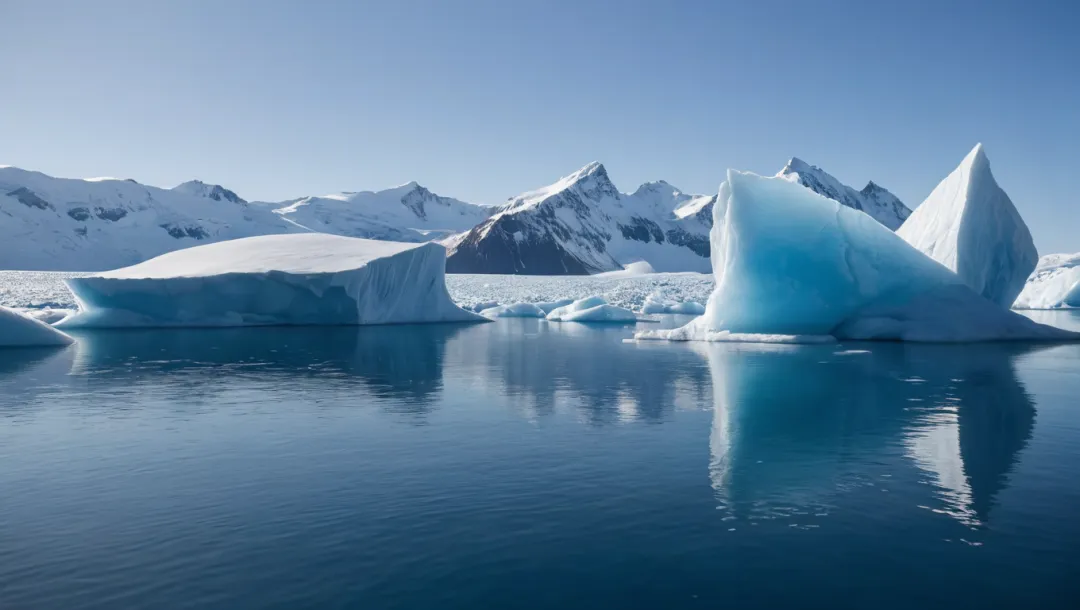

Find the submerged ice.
xmin=59 ymin=234 xmax=483 ymax=328
xmin=638 ymin=170 xmax=1076 ymax=343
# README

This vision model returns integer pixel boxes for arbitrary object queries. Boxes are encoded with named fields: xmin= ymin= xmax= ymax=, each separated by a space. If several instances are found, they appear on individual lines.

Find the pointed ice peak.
xmin=897 ymin=142 xmax=1036 ymax=307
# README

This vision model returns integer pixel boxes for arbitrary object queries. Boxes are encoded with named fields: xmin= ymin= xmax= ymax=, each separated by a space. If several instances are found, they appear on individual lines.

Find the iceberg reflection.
xmin=704 ymin=342 xmax=1039 ymax=526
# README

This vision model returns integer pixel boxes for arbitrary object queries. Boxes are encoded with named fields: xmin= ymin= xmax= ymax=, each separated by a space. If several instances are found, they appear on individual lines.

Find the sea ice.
xmin=546 ymin=296 xmax=638 ymax=323
xmin=479 ymin=303 xmax=547 ymax=318
xmin=58 ymin=234 xmax=484 ymax=328
xmin=641 ymin=293 xmax=706 ymax=315
xmin=897 ymin=144 xmax=1037 ymax=308
xmin=534 ymin=298 xmax=575 ymax=313
xmin=0 ymin=305 xmax=74 ymax=348
xmin=1013 ymin=253 xmax=1080 ymax=309
xmin=637 ymin=170 xmax=1076 ymax=343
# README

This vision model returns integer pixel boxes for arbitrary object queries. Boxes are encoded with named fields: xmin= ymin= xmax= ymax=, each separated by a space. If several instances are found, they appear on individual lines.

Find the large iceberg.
xmin=637 ymin=170 xmax=1076 ymax=343
xmin=58 ymin=234 xmax=484 ymax=328
xmin=0 ymin=306 xmax=74 ymax=348
xmin=1013 ymin=253 xmax=1080 ymax=309
xmin=897 ymin=144 xmax=1037 ymax=308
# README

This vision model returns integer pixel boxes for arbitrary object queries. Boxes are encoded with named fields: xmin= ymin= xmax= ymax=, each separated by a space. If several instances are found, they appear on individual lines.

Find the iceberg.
xmin=637 ymin=170 xmax=1076 ymax=343
xmin=897 ymin=144 xmax=1037 ymax=308
xmin=641 ymin=294 xmax=706 ymax=315
xmin=534 ymin=298 xmax=575 ymax=314
xmin=479 ymin=303 xmax=547 ymax=318
xmin=546 ymin=296 xmax=638 ymax=323
xmin=0 ymin=305 xmax=74 ymax=348
xmin=58 ymin=234 xmax=484 ymax=328
xmin=1013 ymin=253 xmax=1080 ymax=309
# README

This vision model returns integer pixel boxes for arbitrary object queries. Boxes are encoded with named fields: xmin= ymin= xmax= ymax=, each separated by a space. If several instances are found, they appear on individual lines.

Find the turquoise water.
xmin=2 ymin=316 xmax=1080 ymax=609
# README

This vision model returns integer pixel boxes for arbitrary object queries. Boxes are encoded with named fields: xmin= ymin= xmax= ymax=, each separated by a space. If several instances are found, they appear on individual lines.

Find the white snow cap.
xmin=898 ymin=143 xmax=1038 ymax=308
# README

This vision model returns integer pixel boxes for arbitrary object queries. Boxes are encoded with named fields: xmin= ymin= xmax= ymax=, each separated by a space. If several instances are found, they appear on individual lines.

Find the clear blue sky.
xmin=3 ymin=0 xmax=1078 ymax=252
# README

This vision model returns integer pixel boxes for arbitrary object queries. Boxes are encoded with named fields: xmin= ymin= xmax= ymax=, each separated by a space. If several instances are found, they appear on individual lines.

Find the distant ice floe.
xmin=58 ymin=234 xmax=484 ymax=328
xmin=1013 ymin=253 xmax=1080 ymax=310
xmin=479 ymin=303 xmax=547 ymax=319
xmin=545 ymin=296 xmax=639 ymax=323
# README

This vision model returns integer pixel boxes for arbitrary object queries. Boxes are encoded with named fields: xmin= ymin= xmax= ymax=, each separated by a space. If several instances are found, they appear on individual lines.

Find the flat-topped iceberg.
xmin=58 ymin=234 xmax=484 ymax=328
xmin=897 ymin=144 xmax=1037 ymax=308
xmin=637 ymin=170 xmax=1076 ymax=343
xmin=1013 ymin=253 xmax=1080 ymax=309
xmin=1 ymin=306 xmax=74 ymax=348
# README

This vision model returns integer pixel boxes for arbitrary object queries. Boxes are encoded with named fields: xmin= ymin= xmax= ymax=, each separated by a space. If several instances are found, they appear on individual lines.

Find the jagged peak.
xmin=783 ymin=157 xmax=814 ymax=173
xmin=565 ymin=161 xmax=609 ymax=184
xmin=860 ymin=180 xmax=891 ymax=195
xmin=632 ymin=179 xmax=680 ymax=198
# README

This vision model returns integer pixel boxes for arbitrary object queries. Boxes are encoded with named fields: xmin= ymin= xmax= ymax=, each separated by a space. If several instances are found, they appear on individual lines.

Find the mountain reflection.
xmin=446 ymin=319 xmax=712 ymax=425
xmin=703 ymin=342 xmax=1040 ymax=526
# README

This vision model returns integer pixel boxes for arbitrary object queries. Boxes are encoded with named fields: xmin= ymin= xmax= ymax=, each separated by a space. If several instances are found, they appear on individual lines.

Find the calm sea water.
xmin=2 ymin=314 xmax=1080 ymax=609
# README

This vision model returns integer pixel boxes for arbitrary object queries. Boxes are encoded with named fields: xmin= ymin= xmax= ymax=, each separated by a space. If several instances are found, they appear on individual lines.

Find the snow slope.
xmin=445 ymin=163 xmax=713 ymax=274
xmin=1013 ymin=253 xmax=1080 ymax=309
xmin=0 ymin=305 xmax=74 ymax=347
xmin=269 ymin=181 xmax=491 ymax=242
xmin=897 ymin=144 xmax=1037 ymax=308
xmin=778 ymin=158 xmax=911 ymax=230
xmin=0 ymin=167 xmax=301 ymax=271
xmin=58 ymin=234 xmax=483 ymax=328
xmin=638 ymin=170 xmax=1075 ymax=343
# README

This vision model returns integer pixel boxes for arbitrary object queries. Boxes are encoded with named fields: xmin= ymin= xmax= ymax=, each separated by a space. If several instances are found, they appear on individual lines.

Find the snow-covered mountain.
xmin=444 ymin=162 xmax=713 ymax=275
xmin=0 ymin=159 xmax=910 ymax=273
xmin=172 ymin=180 xmax=246 ymax=204
xmin=778 ymin=158 xmax=911 ymax=230
xmin=0 ymin=167 xmax=301 ymax=271
xmin=268 ymin=181 xmax=491 ymax=242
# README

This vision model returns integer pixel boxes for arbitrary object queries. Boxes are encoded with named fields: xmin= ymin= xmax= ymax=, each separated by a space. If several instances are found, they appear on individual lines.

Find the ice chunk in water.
xmin=59 ymin=234 xmax=484 ymax=328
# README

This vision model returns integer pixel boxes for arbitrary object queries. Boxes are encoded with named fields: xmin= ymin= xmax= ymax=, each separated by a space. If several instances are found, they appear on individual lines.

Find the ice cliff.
xmin=58 ymin=234 xmax=484 ymax=328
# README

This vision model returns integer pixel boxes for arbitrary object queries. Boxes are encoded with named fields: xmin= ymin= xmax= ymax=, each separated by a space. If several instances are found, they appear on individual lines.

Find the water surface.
xmin=2 ymin=318 xmax=1079 ymax=609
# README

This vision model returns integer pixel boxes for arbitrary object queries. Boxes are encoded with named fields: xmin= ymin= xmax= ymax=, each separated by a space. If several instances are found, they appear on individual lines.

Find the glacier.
xmin=1013 ymin=253 xmax=1080 ymax=309
xmin=58 ymin=234 xmax=484 ymax=328
xmin=897 ymin=144 xmax=1037 ymax=308
xmin=0 ymin=305 xmax=74 ymax=348
xmin=637 ymin=170 xmax=1077 ymax=343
